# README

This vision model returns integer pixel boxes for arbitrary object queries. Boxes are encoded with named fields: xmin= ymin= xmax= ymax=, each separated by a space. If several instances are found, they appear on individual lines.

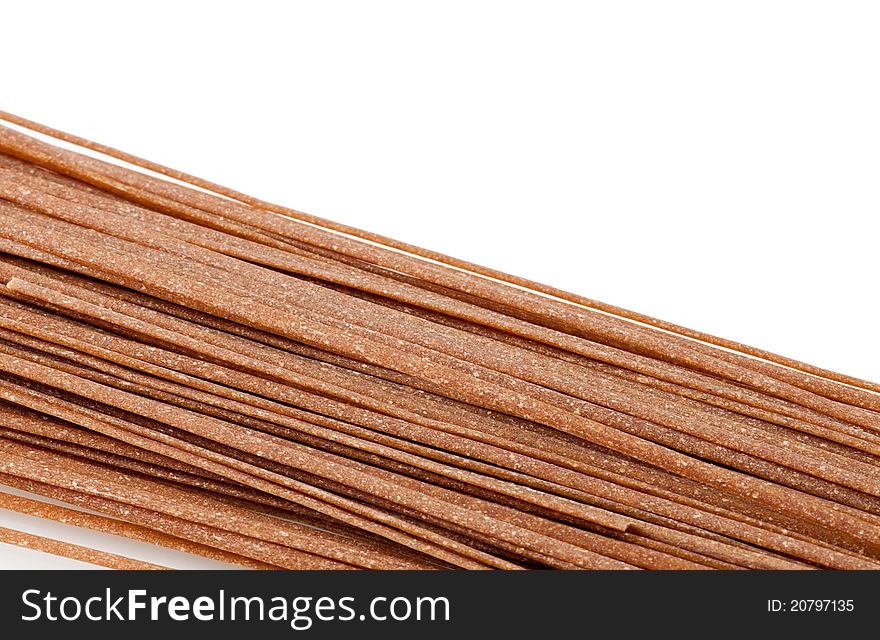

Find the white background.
xmin=0 ymin=1 xmax=877 ymax=568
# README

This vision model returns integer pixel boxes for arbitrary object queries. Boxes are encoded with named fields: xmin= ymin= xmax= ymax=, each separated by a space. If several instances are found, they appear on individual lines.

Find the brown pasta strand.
xmin=0 ymin=523 xmax=168 ymax=570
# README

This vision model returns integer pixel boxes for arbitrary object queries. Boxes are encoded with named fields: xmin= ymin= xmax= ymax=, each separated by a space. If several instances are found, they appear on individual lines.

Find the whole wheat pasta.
xmin=0 ymin=114 xmax=877 ymax=571
xmin=0 ymin=310 xmax=828 ymax=552
xmin=2 ymin=242 xmax=874 ymax=482
xmin=0 ymin=383 xmax=506 ymax=568
xmin=0 ymin=348 xmax=648 ymax=564
xmin=0 ymin=416 xmax=361 ymax=531
xmin=0 ymin=473 xmax=368 ymax=571
xmin=3 ymin=268 xmax=876 ymax=544
xmin=3 ymin=178 xmax=876 ymax=448
xmin=2 ymin=124 xmax=876 ymax=422
xmin=0 ymin=438 xmax=435 ymax=570
xmin=0 ymin=523 xmax=168 ymax=570
xmin=5 ymin=240 xmax=871 ymax=465
xmin=13 ymin=272 xmax=840 ymax=544
xmin=12 ymin=183 xmax=875 ymax=436
xmin=3 ymin=111 xmax=871 ymax=401
xmin=0 ymin=491 xmax=278 ymax=569
xmin=1 ymin=310 xmax=872 ymax=564
xmin=1 ymin=119 xmax=875 ymax=413
xmin=3 ymin=264 xmax=865 ymax=535
xmin=12 ymin=162 xmax=869 ymax=451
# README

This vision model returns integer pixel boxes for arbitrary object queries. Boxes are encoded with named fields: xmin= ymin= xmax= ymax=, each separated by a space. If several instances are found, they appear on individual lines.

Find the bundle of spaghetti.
xmin=0 ymin=113 xmax=877 ymax=570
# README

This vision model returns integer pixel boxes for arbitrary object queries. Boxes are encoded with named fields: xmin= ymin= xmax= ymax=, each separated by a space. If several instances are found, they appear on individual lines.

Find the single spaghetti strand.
xmin=0 ymin=524 xmax=168 ymax=570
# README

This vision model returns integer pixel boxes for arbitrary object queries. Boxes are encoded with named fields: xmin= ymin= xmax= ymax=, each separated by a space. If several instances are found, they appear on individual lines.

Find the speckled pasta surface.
xmin=0 ymin=113 xmax=877 ymax=570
